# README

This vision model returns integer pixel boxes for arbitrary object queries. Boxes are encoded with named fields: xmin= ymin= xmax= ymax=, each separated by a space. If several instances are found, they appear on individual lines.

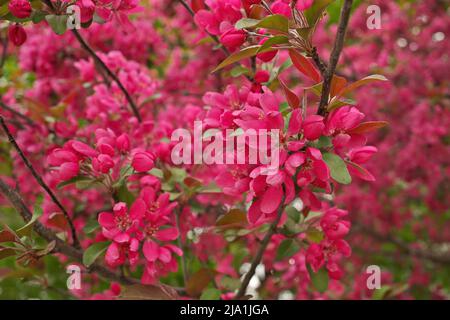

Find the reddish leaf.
xmin=186 ymin=268 xmax=217 ymax=297
xmin=347 ymin=121 xmax=388 ymax=135
xmin=330 ymin=75 xmax=348 ymax=98
xmin=0 ymin=230 xmax=16 ymax=243
xmin=279 ymin=78 xmax=300 ymax=109
xmin=47 ymin=212 xmax=68 ymax=230
xmin=337 ymin=74 xmax=388 ymax=97
xmin=216 ymin=209 xmax=247 ymax=228
xmin=184 ymin=177 xmax=202 ymax=188
xmin=120 ymin=284 xmax=179 ymax=300
xmin=288 ymin=49 xmax=321 ymax=83
xmin=0 ymin=247 xmax=17 ymax=260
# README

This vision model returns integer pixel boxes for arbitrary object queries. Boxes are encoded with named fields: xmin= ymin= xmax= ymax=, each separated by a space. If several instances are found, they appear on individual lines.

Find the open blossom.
xmin=99 ymin=202 xmax=140 ymax=267
xmin=320 ymin=208 xmax=351 ymax=240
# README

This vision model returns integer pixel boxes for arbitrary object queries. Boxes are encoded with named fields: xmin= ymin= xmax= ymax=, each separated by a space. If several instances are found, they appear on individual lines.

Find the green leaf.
xmin=276 ymin=239 xmax=300 ymax=260
xmin=45 ymin=14 xmax=68 ymax=35
xmin=31 ymin=10 xmax=47 ymax=24
xmin=198 ymin=182 xmax=222 ymax=193
xmin=200 ymin=288 xmax=221 ymax=300
xmin=57 ymin=176 xmax=92 ymax=189
xmin=230 ymin=66 xmax=250 ymax=78
xmin=298 ymin=0 xmax=336 ymax=40
xmin=16 ymin=196 xmax=43 ymax=237
xmin=257 ymin=36 xmax=289 ymax=53
xmin=306 ymin=228 xmax=324 ymax=243
xmin=148 ymin=168 xmax=164 ymax=179
xmin=213 ymin=46 xmax=272 ymax=73
xmin=235 ymin=18 xmax=260 ymax=30
xmin=82 ymin=241 xmax=110 ymax=267
xmin=1 ymin=12 xmax=32 ymax=23
xmin=322 ymin=152 xmax=352 ymax=185
xmin=83 ymin=220 xmax=100 ymax=234
xmin=116 ymin=183 xmax=135 ymax=206
xmin=236 ymin=14 xmax=289 ymax=33
xmin=307 ymin=265 xmax=329 ymax=293
xmin=286 ymin=206 xmax=301 ymax=223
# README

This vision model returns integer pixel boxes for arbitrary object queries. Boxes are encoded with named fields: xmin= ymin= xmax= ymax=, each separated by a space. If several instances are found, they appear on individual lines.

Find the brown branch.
xmin=0 ymin=116 xmax=80 ymax=248
xmin=317 ymin=0 xmax=353 ymax=115
xmin=0 ymin=177 xmax=136 ymax=285
xmin=354 ymin=223 xmax=450 ymax=265
xmin=0 ymin=33 xmax=8 ymax=69
xmin=71 ymin=30 xmax=142 ymax=122
xmin=177 ymin=0 xmax=256 ymax=83
xmin=235 ymin=198 xmax=285 ymax=299
xmin=0 ymin=100 xmax=37 ymax=128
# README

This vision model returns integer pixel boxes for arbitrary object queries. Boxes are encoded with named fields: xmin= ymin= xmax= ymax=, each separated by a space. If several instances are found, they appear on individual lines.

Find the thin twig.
xmin=235 ymin=198 xmax=285 ymax=299
xmin=177 ymin=0 xmax=256 ymax=83
xmin=354 ymin=223 xmax=450 ymax=265
xmin=0 ymin=116 xmax=80 ymax=248
xmin=0 ymin=177 xmax=135 ymax=284
xmin=0 ymin=100 xmax=37 ymax=127
xmin=71 ymin=30 xmax=142 ymax=122
xmin=0 ymin=34 xmax=8 ymax=69
xmin=317 ymin=0 xmax=353 ymax=115
xmin=178 ymin=0 xmax=229 ymax=55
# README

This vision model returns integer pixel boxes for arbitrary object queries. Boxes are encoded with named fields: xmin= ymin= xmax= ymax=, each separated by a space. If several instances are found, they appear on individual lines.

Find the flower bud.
xmin=132 ymin=152 xmax=155 ymax=172
xmin=8 ymin=24 xmax=27 ymax=46
xmin=8 ymin=0 xmax=32 ymax=19
xmin=220 ymin=28 xmax=246 ymax=50
xmin=303 ymin=115 xmax=325 ymax=140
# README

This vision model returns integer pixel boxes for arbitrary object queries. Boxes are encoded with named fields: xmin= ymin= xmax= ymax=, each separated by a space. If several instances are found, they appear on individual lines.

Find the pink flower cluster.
xmin=99 ymin=187 xmax=181 ymax=284
xmin=306 ymin=207 xmax=351 ymax=280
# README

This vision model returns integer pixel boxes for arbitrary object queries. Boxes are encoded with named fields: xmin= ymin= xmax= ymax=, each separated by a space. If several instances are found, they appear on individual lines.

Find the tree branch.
xmin=0 ymin=100 xmax=37 ymax=127
xmin=354 ymin=223 xmax=450 ymax=265
xmin=0 ymin=177 xmax=137 ymax=285
xmin=0 ymin=116 xmax=80 ymax=248
xmin=71 ymin=30 xmax=142 ymax=122
xmin=235 ymin=199 xmax=285 ymax=299
xmin=317 ymin=0 xmax=353 ymax=115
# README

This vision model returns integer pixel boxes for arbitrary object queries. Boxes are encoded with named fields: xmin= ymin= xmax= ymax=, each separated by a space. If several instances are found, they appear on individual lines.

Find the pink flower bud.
xmin=254 ymin=70 xmax=270 ymax=83
xmin=59 ymin=162 xmax=79 ymax=181
xmin=132 ymin=152 xmax=155 ymax=172
xmin=296 ymin=0 xmax=314 ymax=11
xmin=303 ymin=115 xmax=325 ymax=140
xmin=8 ymin=24 xmax=27 ymax=46
xmin=257 ymin=38 xmax=278 ymax=62
xmin=116 ymin=134 xmax=130 ymax=152
xmin=220 ymin=28 xmax=246 ymax=50
xmin=271 ymin=0 xmax=291 ymax=18
xmin=8 ymin=0 xmax=32 ymax=19
xmin=92 ymin=154 xmax=115 ymax=174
